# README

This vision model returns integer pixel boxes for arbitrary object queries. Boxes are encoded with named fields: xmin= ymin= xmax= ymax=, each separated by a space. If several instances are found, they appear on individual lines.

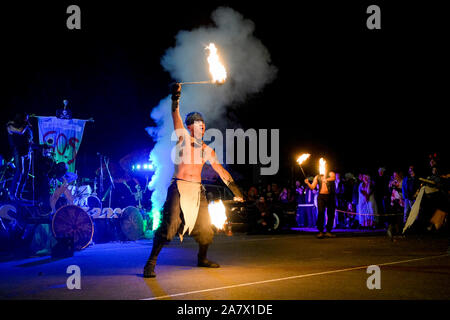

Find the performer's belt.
xmin=172 ymin=178 xmax=205 ymax=192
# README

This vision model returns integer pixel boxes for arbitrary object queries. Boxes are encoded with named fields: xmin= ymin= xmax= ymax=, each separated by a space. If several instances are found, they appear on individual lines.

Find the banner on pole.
xmin=37 ymin=116 xmax=87 ymax=173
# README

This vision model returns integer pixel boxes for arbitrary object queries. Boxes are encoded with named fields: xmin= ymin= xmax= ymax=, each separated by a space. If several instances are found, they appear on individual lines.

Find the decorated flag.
xmin=37 ymin=116 xmax=87 ymax=173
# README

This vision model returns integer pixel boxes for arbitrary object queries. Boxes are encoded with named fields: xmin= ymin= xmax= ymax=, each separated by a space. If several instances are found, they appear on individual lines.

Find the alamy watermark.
xmin=366 ymin=265 xmax=381 ymax=290
xmin=66 ymin=265 xmax=81 ymax=290
xmin=171 ymin=128 xmax=279 ymax=175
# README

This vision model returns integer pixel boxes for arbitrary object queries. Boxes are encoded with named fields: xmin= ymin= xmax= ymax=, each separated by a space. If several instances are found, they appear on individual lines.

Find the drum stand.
xmin=99 ymin=155 xmax=115 ymax=208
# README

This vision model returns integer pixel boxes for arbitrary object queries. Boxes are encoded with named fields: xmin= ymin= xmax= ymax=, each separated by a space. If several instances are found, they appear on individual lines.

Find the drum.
xmin=71 ymin=185 xmax=92 ymax=207
xmin=0 ymin=204 xmax=17 ymax=222
xmin=120 ymin=206 xmax=144 ymax=241
xmin=77 ymin=194 xmax=102 ymax=213
xmin=52 ymin=205 xmax=94 ymax=250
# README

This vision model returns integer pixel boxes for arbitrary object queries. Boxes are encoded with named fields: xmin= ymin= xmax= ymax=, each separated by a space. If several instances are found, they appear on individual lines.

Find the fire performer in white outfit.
xmin=143 ymin=83 xmax=244 ymax=278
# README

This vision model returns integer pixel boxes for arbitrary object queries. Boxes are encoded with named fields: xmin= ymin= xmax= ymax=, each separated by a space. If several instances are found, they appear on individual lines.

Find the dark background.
xmin=1 ymin=1 xmax=448 ymax=187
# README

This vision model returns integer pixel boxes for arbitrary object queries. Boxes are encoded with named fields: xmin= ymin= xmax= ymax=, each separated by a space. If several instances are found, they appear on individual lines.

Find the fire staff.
xmin=143 ymin=83 xmax=244 ymax=278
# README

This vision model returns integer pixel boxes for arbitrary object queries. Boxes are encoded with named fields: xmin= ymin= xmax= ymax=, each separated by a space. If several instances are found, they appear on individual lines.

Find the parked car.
xmin=203 ymin=182 xmax=297 ymax=233
xmin=203 ymin=183 xmax=249 ymax=232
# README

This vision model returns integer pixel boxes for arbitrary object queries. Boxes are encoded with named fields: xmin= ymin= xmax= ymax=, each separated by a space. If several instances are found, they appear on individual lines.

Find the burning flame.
xmin=206 ymin=43 xmax=227 ymax=84
xmin=297 ymin=153 xmax=311 ymax=165
xmin=319 ymin=158 xmax=326 ymax=176
xmin=208 ymin=200 xmax=227 ymax=230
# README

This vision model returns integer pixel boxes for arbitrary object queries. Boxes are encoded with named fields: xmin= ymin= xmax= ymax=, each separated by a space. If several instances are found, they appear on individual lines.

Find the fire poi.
xmin=208 ymin=200 xmax=227 ymax=230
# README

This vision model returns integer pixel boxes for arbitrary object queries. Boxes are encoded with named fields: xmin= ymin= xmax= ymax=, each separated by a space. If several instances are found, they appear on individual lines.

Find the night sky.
xmin=1 ymin=1 xmax=448 ymax=186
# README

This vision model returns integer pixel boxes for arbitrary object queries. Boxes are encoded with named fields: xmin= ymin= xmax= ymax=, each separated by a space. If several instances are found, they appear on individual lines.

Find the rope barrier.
xmin=335 ymin=209 xmax=403 ymax=217
xmin=296 ymin=204 xmax=403 ymax=217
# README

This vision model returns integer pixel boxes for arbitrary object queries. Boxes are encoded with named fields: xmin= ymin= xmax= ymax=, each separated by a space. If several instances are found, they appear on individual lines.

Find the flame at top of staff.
xmin=319 ymin=158 xmax=326 ymax=176
xmin=297 ymin=153 xmax=311 ymax=166
xmin=206 ymin=43 xmax=227 ymax=84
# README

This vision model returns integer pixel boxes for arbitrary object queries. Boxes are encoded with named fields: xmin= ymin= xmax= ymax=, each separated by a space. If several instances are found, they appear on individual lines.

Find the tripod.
xmin=99 ymin=154 xmax=115 ymax=208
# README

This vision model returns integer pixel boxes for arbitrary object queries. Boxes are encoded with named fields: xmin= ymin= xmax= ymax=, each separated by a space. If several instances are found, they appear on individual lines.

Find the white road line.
xmin=141 ymin=253 xmax=450 ymax=300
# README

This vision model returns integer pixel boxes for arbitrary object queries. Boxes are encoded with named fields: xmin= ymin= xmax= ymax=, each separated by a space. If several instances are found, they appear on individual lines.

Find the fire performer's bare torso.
xmin=305 ymin=173 xmax=336 ymax=194
xmin=171 ymin=83 xmax=243 ymax=201
xmin=173 ymin=135 xmax=209 ymax=183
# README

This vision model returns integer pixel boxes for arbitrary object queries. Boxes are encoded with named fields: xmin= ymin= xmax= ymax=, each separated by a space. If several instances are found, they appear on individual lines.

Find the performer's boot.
xmin=143 ymin=237 xmax=166 ymax=278
xmin=197 ymin=244 xmax=220 ymax=268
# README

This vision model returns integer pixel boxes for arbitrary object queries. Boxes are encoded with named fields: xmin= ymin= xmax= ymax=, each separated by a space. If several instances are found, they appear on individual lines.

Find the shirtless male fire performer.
xmin=143 ymin=83 xmax=244 ymax=278
xmin=305 ymin=171 xmax=336 ymax=239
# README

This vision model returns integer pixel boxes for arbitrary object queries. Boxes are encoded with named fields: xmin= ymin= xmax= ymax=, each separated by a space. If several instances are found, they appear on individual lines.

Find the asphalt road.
xmin=1 ymin=231 xmax=449 ymax=300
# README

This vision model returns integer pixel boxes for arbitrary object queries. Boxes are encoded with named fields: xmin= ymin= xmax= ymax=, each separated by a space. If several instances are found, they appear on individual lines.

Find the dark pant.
xmin=147 ymin=181 xmax=214 ymax=266
xmin=10 ymin=153 xmax=31 ymax=199
xmin=154 ymin=180 xmax=214 ymax=245
xmin=317 ymin=194 xmax=336 ymax=233
xmin=336 ymin=195 xmax=346 ymax=226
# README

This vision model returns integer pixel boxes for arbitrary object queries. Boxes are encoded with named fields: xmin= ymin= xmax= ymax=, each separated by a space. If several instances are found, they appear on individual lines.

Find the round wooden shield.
xmin=52 ymin=205 xmax=94 ymax=250
xmin=120 ymin=206 xmax=144 ymax=241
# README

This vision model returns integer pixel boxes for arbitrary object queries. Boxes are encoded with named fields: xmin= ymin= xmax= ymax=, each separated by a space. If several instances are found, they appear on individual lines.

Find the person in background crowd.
xmin=429 ymin=166 xmax=441 ymax=185
xmin=343 ymin=173 xmax=356 ymax=213
xmin=294 ymin=181 xmax=304 ymax=203
xmin=389 ymin=171 xmax=404 ymax=211
xmin=335 ymin=173 xmax=346 ymax=228
xmin=374 ymin=167 xmax=391 ymax=229
xmin=255 ymin=196 xmax=274 ymax=233
xmin=287 ymin=187 xmax=295 ymax=204
xmin=6 ymin=112 xmax=34 ymax=201
xmin=352 ymin=174 xmax=363 ymax=212
xmin=374 ymin=167 xmax=391 ymax=228
xmin=272 ymin=183 xmax=280 ymax=202
xmin=357 ymin=174 xmax=377 ymax=228
xmin=346 ymin=202 xmax=357 ymax=228
xmin=303 ymin=177 xmax=318 ymax=227
xmin=247 ymin=185 xmax=259 ymax=202
xmin=402 ymin=166 xmax=420 ymax=223
xmin=265 ymin=184 xmax=273 ymax=203
xmin=279 ymin=187 xmax=289 ymax=203
xmin=295 ymin=181 xmax=307 ymax=227
xmin=387 ymin=171 xmax=404 ymax=239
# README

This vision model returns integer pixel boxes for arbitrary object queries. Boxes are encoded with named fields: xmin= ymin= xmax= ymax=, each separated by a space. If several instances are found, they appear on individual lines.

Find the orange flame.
xmin=297 ymin=153 xmax=311 ymax=165
xmin=208 ymin=200 xmax=227 ymax=230
xmin=206 ymin=43 xmax=227 ymax=84
xmin=319 ymin=158 xmax=326 ymax=176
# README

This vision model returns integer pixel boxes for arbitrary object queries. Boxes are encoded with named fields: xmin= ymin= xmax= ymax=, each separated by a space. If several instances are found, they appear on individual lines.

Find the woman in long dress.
xmin=357 ymin=174 xmax=378 ymax=227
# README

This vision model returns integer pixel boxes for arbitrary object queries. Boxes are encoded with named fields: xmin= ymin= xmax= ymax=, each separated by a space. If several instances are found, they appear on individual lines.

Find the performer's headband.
xmin=185 ymin=112 xmax=205 ymax=126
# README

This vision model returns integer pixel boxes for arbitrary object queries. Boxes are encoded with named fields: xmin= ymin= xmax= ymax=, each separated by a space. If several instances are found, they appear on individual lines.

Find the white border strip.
xmin=141 ymin=253 xmax=449 ymax=300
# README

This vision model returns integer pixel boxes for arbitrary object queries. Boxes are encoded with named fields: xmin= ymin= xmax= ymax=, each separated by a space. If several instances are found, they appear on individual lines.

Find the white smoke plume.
xmin=146 ymin=7 xmax=277 ymax=218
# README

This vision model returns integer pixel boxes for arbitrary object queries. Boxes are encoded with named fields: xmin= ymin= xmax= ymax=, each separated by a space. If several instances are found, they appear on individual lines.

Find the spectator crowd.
xmin=241 ymin=155 xmax=448 ymax=237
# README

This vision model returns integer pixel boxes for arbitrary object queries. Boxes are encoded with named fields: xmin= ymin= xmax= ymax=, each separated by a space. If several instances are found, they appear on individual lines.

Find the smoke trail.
xmin=146 ymin=7 xmax=277 ymax=226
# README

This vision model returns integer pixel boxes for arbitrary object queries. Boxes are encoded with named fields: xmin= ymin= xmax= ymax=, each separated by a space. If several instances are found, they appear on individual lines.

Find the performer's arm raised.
xmin=171 ymin=83 xmax=187 ymax=138
xmin=206 ymin=146 xmax=244 ymax=201
xmin=305 ymin=175 xmax=319 ymax=190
